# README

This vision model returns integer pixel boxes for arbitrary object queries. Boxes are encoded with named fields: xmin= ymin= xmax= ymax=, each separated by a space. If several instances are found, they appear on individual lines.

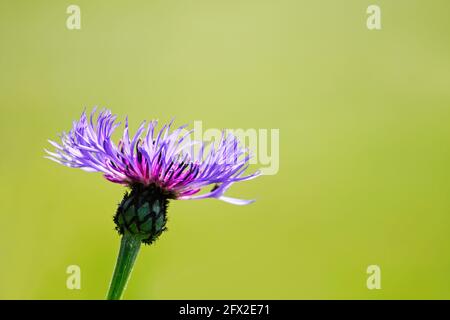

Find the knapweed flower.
xmin=46 ymin=108 xmax=260 ymax=299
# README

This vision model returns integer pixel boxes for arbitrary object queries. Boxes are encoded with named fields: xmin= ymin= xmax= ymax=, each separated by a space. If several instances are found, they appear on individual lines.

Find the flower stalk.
xmin=107 ymin=184 xmax=170 ymax=299
xmin=107 ymin=233 xmax=142 ymax=300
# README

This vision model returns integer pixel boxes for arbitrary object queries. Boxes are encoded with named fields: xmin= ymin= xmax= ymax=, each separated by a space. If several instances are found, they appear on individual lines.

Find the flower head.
xmin=46 ymin=109 xmax=260 ymax=206
xmin=47 ymin=108 xmax=261 ymax=297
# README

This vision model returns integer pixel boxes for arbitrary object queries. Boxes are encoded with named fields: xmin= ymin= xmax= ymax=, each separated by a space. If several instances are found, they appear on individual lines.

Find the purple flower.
xmin=46 ymin=109 xmax=260 ymax=205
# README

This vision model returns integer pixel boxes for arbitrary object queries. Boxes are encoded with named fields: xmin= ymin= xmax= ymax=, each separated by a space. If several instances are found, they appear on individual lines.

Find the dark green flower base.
xmin=114 ymin=183 xmax=174 ymax=244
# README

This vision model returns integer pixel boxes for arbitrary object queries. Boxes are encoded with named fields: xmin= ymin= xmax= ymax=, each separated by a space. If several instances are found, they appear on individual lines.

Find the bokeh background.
xmin=1 ymin=0 xmax=450 ymax=299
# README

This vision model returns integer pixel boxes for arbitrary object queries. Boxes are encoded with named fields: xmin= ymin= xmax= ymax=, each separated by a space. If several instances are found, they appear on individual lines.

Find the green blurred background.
xmin=1 ymin=0 xmax=450 ymax=299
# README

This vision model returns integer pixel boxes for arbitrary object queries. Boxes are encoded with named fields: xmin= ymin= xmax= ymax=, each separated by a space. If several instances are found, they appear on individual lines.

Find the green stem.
xmin=107 ymin=233 xmax=142 ymax=300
